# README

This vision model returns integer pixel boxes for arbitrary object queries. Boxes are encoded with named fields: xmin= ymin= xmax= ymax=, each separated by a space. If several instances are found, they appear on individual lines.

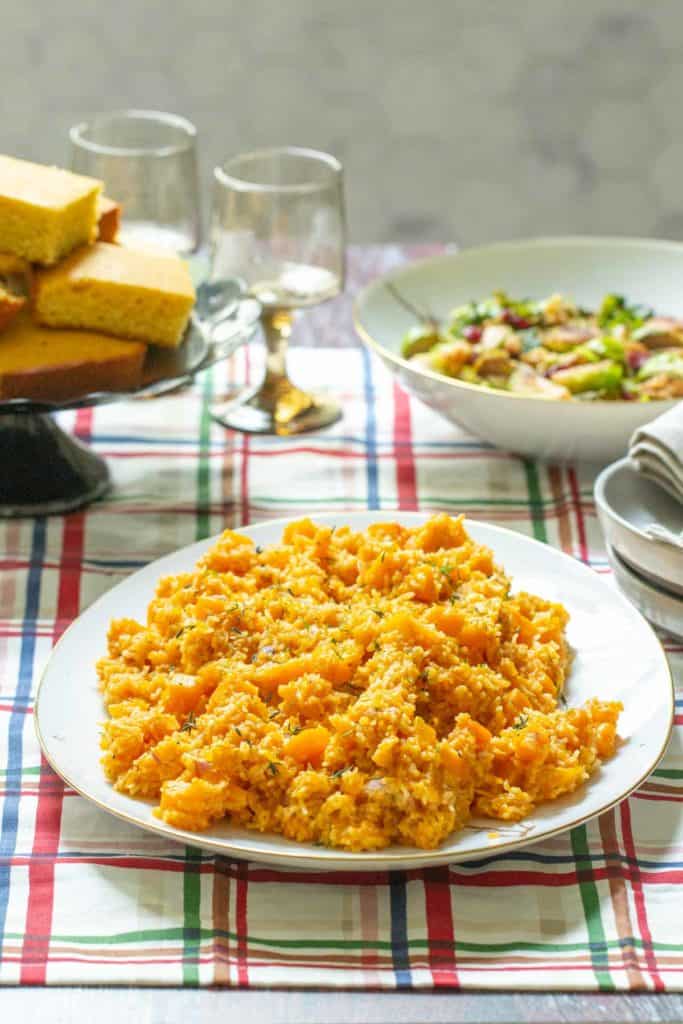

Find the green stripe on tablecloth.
xmin=181 ymin=369 xmax=215 ymax=985
xmin=522 ymin=460 xmax=546 ymax=542
xmin=522 ymin=459 xmax=614 ymax=990
xmin=196 ymin=368 xmax=213 ymax=542
xmin=571 ymin=826 xmax=614 ymax=990
xmin=182 ymin=852 xmax=202 ymax=984
xmin=5 ymin=926 xmax=682 ymax=954
xmin=242 ymin=494 xmax=576 ymax=508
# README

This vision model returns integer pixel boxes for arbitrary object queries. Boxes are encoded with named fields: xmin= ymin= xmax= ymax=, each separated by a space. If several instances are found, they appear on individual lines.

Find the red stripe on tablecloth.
xmin=239 ymin=347 xmax=252 ymax=529
xmin=391 ymin=382 xmax=459 ymax=987
xmin=20 ymin=407 xmax=90 ymax=984
xmin=1 ymin=952 xmax=646 ymax=973
xmin=4 ymin=854 xmax=682 ymax=885
xmin=620 ymin=801 xmax=666 ymax=990
xmin=567 ymin=467 xmax=588 ymax=563
xmin=633 ymin=792 xmax=683 ymax=803
xmin=95 ymin=446 xmax=516 ymax=462
xmin=392 ymin=382 xmax=418 ymax=511
xmin=0 ymin=522 xmax=20 ymax=700
xmin=234 ymin=356 xmax=251 ymax=985
xmin=424 ymin=867 xmax=459 ymax=987
xmin=236 ymin=860 xmax=249 ymax=986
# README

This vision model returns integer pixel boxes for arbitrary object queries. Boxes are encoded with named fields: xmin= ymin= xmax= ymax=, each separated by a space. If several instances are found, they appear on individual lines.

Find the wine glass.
xmin=69 ymin=109 xmax=201 ymax=256
xmin=209 ymin=146 xmax=346 ymax=434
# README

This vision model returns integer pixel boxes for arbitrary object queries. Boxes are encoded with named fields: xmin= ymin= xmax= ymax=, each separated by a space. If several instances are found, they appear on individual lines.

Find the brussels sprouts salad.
xmin=402 ymin=291 xmax=683 ymax=401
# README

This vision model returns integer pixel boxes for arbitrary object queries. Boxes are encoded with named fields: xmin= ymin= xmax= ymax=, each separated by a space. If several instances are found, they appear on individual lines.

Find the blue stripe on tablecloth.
xmin=87 ymin=433 xmax=492 ymax=450
xmin=361 ymin=348 xmax=379 ymax=511
xmin=389 ymin=871 xmax=412 ymax=988
xmin=0 ymin=519 xmax=45 ymax=962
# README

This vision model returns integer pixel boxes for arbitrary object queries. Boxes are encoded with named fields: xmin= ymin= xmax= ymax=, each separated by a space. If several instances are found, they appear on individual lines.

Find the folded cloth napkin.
xmin=629 ymin=401 xmax=683 ymax=546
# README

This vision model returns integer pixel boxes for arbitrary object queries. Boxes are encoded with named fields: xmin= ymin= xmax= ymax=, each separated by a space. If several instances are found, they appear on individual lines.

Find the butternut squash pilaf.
xmin=98 ymin=515 xmax=621 ymax=851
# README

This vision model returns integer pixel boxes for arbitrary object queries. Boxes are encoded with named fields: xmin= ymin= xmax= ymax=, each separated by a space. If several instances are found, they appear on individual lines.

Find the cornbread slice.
xmin=97 ymin=196 xmax=121 ymax=243
xmin=0 ymin=252 xmax=32 ymax=291
xmin=0 ymin=313 xmax=146 ymax=401
xmin=0 ymin=155 xmax=102 ymax=265
xmin=0 ymin=288 xmax=24 ymax=331
xmin=34 ymin=242 xmax=196 ymax=348
xmin=0 ymin=253 xmax=31 ymax=331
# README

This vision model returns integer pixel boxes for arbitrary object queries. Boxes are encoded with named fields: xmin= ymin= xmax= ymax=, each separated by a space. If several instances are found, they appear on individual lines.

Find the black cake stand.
xmin=1 ymin=282 xmax=260 ymax=517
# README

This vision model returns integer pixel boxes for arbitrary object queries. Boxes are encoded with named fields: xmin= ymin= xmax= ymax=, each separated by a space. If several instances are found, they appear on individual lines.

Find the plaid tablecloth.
xmin=0 ymin=246 xmax=681 ymax=990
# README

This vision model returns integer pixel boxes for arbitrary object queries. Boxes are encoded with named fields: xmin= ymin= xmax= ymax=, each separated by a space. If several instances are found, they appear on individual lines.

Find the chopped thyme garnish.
xmin=512 ymin=714 xmax=529 ymax=730
xmin=267 ymin=761 xmax=280 ymax=776
xmin=439 ymin=562 xmax=453 ymax=577
xmin=331 ymin=766 xmax=348 ymax=778
xmin=180 ymin=711 xmax=197 ymax=733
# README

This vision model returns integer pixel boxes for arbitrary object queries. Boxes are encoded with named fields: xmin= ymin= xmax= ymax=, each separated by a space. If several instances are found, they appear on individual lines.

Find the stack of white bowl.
xmin=594 ymin=458 xmax=683 ymax=639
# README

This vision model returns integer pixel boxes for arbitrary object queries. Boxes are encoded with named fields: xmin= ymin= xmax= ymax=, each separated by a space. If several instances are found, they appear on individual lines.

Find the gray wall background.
xmin=4 ymin=0 xmax=683 ymax=246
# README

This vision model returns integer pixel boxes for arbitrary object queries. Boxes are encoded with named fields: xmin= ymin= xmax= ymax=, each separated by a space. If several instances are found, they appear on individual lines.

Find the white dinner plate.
xmin=353 ymin=237 xmax=683 ymax=461
xmin=35 ymin=512 xmax=674 ymax=871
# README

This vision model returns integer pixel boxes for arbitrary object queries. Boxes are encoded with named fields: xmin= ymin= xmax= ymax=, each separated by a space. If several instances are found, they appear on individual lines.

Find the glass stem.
xmin=260 ymin=310 xmax=293 ymax=407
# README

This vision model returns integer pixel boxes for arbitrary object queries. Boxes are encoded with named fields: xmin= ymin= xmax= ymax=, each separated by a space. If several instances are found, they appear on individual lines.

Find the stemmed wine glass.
xmin=209 ymin=146 xmax=346 ymax=434
xmin=69 ymin=109 xmax=201 ymax=256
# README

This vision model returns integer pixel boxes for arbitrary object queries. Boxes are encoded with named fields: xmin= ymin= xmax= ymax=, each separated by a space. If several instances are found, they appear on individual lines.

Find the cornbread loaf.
xmin=97 ymin=196 xmax=121 ymax=243
xmin=34 ymin=242 xmax=196 ymax=348
xmin=0 ymin=313 xmax=146 ymax=400
xmin=0 ymin=155 xmax=102 ymax=265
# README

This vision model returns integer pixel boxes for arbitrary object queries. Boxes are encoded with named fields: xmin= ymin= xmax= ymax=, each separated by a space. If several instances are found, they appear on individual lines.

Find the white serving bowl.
xmin=606 ymin=543 xmax=683 ymax=640
xmin=594 ymin=457 xmax=683 ymax=595
xmin=353 ymin=237 xmax=682 ymax=462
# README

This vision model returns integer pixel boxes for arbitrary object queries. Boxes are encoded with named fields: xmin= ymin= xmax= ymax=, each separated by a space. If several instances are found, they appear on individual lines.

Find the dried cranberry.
xmin=462 ymin=324 xmax=482 ymax=342
xmin=626 ymin=348 xmax=647 ymax=372
xmin=501 ymin=309 xmax=531 ymax=330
